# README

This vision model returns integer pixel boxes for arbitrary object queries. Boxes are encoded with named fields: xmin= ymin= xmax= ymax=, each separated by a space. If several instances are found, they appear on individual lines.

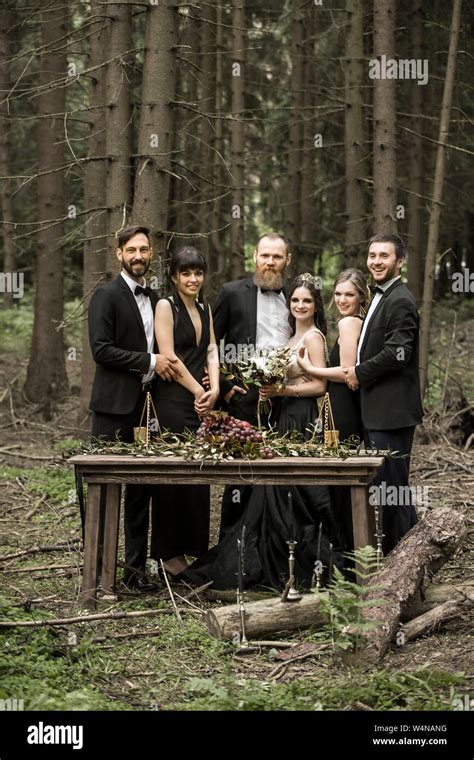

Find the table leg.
xmin=101 ymin=484 xmax=121 ymax=595
xmin=82 ymin=483 xmax=101 ymax=609
xmin=350 ymin=485 xmax=376 ymax=584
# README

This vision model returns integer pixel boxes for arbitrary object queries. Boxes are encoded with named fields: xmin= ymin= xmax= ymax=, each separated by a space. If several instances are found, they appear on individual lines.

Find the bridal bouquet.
xmin=221 ymin=345 xmax=292 ymax=428
xmin=222 ymin=345 xmax=292 ymax=390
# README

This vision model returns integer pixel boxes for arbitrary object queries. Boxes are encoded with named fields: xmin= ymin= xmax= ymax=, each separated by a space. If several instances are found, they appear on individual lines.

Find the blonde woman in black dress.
xmin=151 ymin=247 xmax=220 ymax=577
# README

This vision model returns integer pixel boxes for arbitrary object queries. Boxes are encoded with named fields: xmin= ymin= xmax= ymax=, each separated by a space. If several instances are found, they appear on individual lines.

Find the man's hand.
xmin=342 ymin=366 xmax=359 ymax=390
xmin=224 ymin=385 xmax=247 ymax=404
xmin=155 ymin=354 xmax=179 ymax=381
xmin=194 ymin=389 xmax=219 ymax=417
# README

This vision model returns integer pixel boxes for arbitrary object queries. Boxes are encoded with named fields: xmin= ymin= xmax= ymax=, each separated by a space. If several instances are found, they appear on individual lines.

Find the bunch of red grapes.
xmin=196 ymin=413 xmax=275 ymax=458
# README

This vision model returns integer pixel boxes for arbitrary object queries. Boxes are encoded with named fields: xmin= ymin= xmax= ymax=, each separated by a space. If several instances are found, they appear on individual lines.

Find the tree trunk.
xmin=211 ymin=2 xmax=226 ymax=283
xmin=406 ymin=0 xmax=425 ymax=304
xmin=230 ymin=0 xmax=245 ymax=279
xmin=105 ymin=1 xmax=133 ymax=275
xmin=80 ymin=1 xmax=108 ymax=419
xmin=361 ymin=506 xmax=466 ymax=662
xmin=419 ymin=0 xmax=462 ymax=399
xmin=344 ymin=0 xmax=367 ymax=265
xmin=299 ymin=6 xmax=317 ymax=272
xmin=132 ymin=0 xmax=177 ymax=257
xmin=372 ymin=0 xmax=397 ymax=233
xmin=0 ymin=0 xmax=15 ymax=309
xmin=200 ymin=2 xmax=217 ymax=268
xmin=172 ymin=11 xmax=197 ymax=240
xmin=286 ymin=0 xmax=305 ymax=254
xmin=24 ymin=0 xmax=69 ymax=407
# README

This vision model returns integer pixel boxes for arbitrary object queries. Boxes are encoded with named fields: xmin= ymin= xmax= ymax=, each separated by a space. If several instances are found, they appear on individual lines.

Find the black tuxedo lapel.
xmin=117 ymin=275 xmax=148 ymax=340
xmin=359 ymin=278 xmax=403 ymax=360
xmin=244 ymin=279 xmax=258 ymax=345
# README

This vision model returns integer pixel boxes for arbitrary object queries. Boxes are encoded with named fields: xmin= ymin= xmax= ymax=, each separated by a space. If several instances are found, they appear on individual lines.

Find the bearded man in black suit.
xmin=213 ymin=232 xmax=293 ymax=537
xmin=88 ymin=226 xmax=178 ymax=591
xmin=344 ymin=233 xmax=423 ymax=553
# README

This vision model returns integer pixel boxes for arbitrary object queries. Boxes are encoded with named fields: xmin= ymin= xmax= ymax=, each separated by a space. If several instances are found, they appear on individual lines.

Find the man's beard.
xmin=122 ymin=259 xmax=150 ymax=279
xmin=253 ymin=269 xmax=285 ymax=291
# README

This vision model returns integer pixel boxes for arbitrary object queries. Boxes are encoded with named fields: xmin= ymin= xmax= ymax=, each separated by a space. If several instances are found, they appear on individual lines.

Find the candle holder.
xmin=235 ymin=529 xmax=248 ymax=647
xmin=281 ymin=540 xmax=302 ymax=602
xmin=236 ymin=589 xmax=249 ymax=647
xmin=311 ymin=559 xmax=324 ymax=591
xmin=311 ymin=521 xmax=324 ymax=590
xmin=374 ymin=503 xmax=385 ymax=567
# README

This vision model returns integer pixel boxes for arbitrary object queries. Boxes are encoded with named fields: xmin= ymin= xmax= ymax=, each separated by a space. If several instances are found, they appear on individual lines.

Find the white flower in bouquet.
xmin=233 ymin=346 xmax=293 ymax=389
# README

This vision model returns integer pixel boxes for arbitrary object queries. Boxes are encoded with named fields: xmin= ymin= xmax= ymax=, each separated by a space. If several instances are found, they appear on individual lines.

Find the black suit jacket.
xmin=213 ymin=277 xmax=289 ymax=423
xmin=355 ymin=279 xmax=423 ymax=430
xmin=88 ymin=275 xmax=158 ymax=416
xmin=213 ymin=277 xmax=259 ymax=350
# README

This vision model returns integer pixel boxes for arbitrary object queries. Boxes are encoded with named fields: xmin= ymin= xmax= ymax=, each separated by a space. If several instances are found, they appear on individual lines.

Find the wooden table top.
xmin=68 ymin=454 xmax=385 ymax=486
xmin=69 ymin=454 xmax=384 ymax=467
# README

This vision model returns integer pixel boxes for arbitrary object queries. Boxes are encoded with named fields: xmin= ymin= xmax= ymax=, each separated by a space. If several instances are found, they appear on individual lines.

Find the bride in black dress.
xmin=151 ymin=247 xmax=220 ymax=577
xmin=297 ymin=268 xmax=370 ymax=551
xmin=184 ymin=273 xmax=342 ymax=591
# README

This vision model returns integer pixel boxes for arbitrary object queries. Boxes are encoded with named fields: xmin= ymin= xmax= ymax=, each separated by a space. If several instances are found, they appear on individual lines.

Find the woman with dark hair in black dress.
xmin=184 ymin=274 xmax=342 ymax=591
xmin=297 ymin=268 xmax=370 ymax=551
xmin=151 ymin=247 xmax=220 ymax=577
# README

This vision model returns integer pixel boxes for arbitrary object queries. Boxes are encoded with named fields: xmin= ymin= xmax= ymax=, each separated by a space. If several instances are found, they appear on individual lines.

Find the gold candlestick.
xmin=281 ymin=540 xmax=302 ymax=602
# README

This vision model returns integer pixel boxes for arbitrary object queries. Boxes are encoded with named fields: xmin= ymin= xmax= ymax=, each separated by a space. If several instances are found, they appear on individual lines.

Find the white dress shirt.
xmin=120 ymin=271 xmax=156 ymax=382
xmin=255 ymin=288 xmax=291 ymax=349
xmin=356 ymin=275 xmax=401 ymax=365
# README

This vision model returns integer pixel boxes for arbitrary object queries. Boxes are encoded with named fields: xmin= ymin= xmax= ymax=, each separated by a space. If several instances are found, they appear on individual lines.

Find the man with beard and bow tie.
xmin=213 ymin=232 xmax=293 ymax=537
xmin=88 ymin=226 xmax=178 ymax=591
xmin=343 ymin=234 xmax=423 ymax=553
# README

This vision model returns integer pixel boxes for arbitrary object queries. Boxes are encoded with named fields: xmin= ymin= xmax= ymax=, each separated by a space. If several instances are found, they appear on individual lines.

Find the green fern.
xmin=317 ymin=546 xmax=386 ymax=658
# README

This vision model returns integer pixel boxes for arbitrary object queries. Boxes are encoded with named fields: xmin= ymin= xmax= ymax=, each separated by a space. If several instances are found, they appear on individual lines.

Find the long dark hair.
xmin=286 ymin=274 xmax=327 ymax=336
xmin=167 ymin=246 xmax=208 ymax=305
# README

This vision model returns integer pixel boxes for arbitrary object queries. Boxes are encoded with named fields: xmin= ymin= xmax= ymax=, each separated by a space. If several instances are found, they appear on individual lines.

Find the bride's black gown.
xmin=184 ymin=330 xmax=343 ymax=591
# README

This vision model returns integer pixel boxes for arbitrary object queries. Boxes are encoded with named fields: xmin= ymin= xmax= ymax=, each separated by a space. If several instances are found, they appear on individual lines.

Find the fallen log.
xmin=400 ymin=580 xmax=474 ymax=621
xmin=206 ymin=592 xmax=328 ymax=641
xmin=401 ymin=594 xmax=474 ymax=642
xmin=362 ymin=506 xmax=467 ymax=661
xmin=205 ymin=508 xmax=467 ymax=645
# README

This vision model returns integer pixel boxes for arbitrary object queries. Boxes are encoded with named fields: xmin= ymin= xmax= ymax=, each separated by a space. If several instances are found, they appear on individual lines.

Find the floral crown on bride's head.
xmin=296 ymin=272 xmax=321 ymax=288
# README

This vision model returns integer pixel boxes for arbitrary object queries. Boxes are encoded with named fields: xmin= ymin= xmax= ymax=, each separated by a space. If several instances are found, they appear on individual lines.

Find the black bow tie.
xmin=135 ymin=285 xmax=153 ymax=297
xmin=260 ymin=287 xmax=282 ymax=295
xmin=369 ymin=285 xmax=384 ymax=296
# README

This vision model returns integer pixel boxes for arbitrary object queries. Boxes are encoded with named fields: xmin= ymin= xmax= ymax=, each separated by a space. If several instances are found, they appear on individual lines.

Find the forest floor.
xmin=0 ymin=301 xmax=473 ymax=712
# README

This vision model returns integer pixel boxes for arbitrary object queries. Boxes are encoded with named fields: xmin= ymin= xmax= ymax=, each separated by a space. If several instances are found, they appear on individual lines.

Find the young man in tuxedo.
xmin=88 ymin=226 xmax=178 ymax=591
xmin=343 ymin=233 xmax=423 ymax=553
xmin=213 ymin=232 xmax=292 ymax=536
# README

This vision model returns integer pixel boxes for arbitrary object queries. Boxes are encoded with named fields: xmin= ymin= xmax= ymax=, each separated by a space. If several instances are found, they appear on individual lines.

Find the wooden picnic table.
xmin=69 ymin=454 xmax=384 ymax=608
